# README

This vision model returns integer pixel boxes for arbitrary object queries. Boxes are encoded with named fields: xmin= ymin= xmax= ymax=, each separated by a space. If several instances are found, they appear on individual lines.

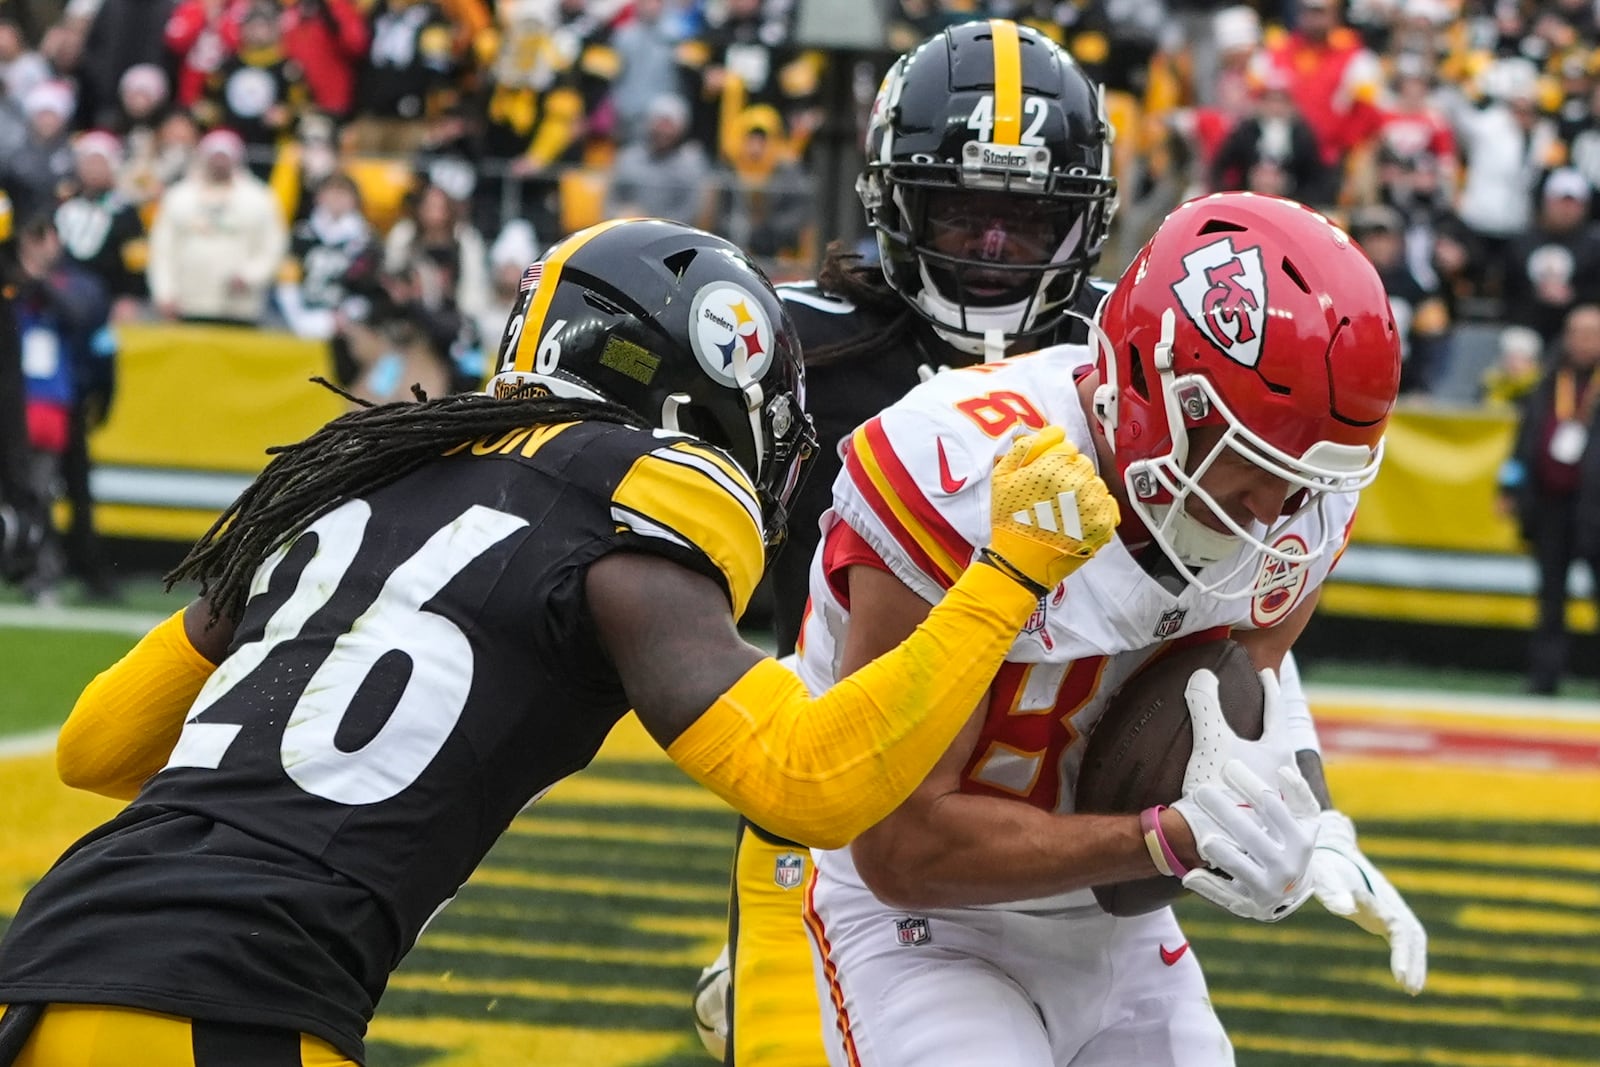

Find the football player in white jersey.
xmin=795 ymin=192 xmax=1427 ymax=1067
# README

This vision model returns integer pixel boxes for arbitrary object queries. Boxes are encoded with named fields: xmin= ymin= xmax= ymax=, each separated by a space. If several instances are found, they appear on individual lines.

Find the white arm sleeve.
xmin=1280 ymin=650 xmax=1322 ymax=755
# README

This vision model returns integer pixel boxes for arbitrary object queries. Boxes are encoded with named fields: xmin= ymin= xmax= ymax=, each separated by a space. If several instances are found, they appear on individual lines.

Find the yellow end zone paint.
xmin=1232 ymin=1031 xmax=1599 ymax=1067
xmin=1455 ymin=903 xmax=1600 ymax=938
xmin=364 ymin=1017 xmax=692 ymax=1067
xmin=0 ymin=753 xmax=122 ymax=914
xmin=1326 ymin=759 xmax=1600 ymax=822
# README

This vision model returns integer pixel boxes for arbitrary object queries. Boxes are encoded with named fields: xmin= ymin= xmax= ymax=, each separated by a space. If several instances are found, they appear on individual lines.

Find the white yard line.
xmin=1305 ymin=684 xmax=1600 ymax=723
xmin=0 ymin=728 xmax=58 ymax=757
xmin=0 ymin=604 xmax=164 ymax=636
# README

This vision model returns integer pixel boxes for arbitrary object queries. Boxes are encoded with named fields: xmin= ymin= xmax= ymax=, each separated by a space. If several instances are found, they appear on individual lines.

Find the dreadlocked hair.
xmin=806 ymin=240 xmax=916 ymax=369
xmin=167 ymin=380 xmax=646 ymax=625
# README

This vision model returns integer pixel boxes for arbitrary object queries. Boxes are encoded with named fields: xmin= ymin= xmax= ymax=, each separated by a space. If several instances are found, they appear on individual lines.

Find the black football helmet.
xmin=486 ymin=218 xmax=817 ymax=549
xmin=859 ymin=19 xmax=1117 ymax=355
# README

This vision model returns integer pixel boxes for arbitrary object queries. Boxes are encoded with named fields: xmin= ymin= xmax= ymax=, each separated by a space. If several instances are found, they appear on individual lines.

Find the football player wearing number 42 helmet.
xmin=0 ymin=219 xmax=1121 ymax=1066
xmin=700 ymin=21 xmax=1119 ymax=1064
xmin=793 ymin=193 xmax=1427 ymax=1067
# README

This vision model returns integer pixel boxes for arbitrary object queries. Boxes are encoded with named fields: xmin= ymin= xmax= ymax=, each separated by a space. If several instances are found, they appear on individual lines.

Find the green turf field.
xmin=2 ymin=605 xmax=1598 ymax=1067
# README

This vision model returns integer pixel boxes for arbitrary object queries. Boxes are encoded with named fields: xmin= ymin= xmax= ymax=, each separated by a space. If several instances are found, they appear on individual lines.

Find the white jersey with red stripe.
xmin=796 ymin=344 xmax=1356 ymax=911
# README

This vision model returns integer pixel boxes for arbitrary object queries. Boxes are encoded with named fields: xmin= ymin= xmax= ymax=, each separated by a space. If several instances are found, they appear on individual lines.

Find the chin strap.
xmin=1155 ymin=503 xmax=1241 ymax=567
xmin=983 ymin=328 xmax=1006 ymax=363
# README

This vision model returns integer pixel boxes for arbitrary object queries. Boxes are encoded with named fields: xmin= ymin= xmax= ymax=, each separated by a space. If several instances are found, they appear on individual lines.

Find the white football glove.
xmin=692 ymin=943 xmax=730 ymax=1060
xmin=1311 ymin=809 xmax=1428 ymax=995
xmin=1171 ymin=666 xmax=1321 ymax=923
xmin=1173 ymin=760 xmax=1321 ymax=922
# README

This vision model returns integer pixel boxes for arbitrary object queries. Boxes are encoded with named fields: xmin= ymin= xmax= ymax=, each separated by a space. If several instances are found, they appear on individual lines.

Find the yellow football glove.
xmin=980 ymin=426 xmax=1119 ymax=595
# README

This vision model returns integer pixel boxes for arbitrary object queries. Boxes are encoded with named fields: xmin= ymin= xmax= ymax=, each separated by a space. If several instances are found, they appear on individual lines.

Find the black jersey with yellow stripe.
xmin=768 ymin=278 xmax=1109 ymax=655
xmin=0 ymin=418 xmax=764 ymax=1062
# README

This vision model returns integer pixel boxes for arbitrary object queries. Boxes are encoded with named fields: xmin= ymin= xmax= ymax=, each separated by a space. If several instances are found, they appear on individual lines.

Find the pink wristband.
xmin=1140 ymin=805 xmax=1191 ymax=879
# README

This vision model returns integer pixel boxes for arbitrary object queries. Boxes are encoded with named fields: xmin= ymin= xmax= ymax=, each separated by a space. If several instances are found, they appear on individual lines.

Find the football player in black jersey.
xmin=699 ymin=21 xmax=1120 ymax=1065
xmin=0 ymin=218 xmax=1122 ymax=1066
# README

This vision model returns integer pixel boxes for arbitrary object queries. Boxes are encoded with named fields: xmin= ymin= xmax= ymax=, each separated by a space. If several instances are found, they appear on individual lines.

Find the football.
xmin=1075 ymin=638 xmax=1265 ymax=916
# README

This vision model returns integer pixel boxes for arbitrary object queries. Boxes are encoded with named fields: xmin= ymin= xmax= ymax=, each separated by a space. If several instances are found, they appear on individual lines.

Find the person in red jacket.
xmin=278 ymin=0 xmax=369 ymax=119
xmin=169 ymin=0 xmax=368 ymax=118
xmin=1257 ymin=0 xmax=1383 ymax=197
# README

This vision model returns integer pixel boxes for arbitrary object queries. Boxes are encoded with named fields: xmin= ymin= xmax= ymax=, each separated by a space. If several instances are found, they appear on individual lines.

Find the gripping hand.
xmin=1171 ymin=667 xmax=1321 ymax=923
xmin=1312 ymin=809 xmax=1428 ymax=994
xmin=981 ymin=427 xmax=1119 ymax=595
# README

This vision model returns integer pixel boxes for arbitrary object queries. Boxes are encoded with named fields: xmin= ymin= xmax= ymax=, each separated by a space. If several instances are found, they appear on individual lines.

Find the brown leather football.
xmin=1074 ymin=638 xmax=1264 ymax=916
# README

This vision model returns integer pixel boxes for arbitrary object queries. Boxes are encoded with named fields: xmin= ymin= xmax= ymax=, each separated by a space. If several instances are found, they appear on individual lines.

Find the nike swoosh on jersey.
xmin=1160 ymin=941 xmax=1190 ymax=966
xmin=935 ymin=438 xmax=966 ymax=494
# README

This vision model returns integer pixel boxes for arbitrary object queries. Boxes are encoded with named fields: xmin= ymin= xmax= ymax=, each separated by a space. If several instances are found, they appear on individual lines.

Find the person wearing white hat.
xmin=146 ymin=128 xmax=289 ymax=324
xmin=1504 ymin=166 xmax=1600 ymax=344
xmin=1 ymin=80 xmax=76 ymax=222
xmin=55 ymin=131 xmax=148 ymax=324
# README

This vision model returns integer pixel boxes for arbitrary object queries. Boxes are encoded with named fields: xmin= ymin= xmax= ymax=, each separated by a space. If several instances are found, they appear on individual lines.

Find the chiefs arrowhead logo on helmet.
xmin=1171 ymin=237 xmax=1267 ymax=368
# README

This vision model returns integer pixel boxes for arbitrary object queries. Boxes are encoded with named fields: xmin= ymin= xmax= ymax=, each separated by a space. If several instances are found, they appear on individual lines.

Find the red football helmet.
xmin=1091 ymin=192 xmax=1400 ymax=598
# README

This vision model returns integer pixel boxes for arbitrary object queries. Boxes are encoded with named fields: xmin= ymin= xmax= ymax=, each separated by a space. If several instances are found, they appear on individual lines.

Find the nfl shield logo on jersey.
xmin=773 ymin=851 xmax=805 ymax=890
xmin=1154 ymin=607 xmax=1187 ymax=639
xmin=894 ymin=917 xmax=932 ymax=947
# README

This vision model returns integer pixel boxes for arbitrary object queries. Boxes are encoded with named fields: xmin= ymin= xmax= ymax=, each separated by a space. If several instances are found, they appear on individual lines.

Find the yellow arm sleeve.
xmin=56 ymin=610 xmax=217 ymax=800
xmin=666 ymin=563 xmax=1035 ymax=850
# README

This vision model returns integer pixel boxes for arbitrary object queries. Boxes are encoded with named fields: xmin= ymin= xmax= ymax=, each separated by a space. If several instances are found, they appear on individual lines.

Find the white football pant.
xmin=805 ymin=871 xmax=1234 ymax=1067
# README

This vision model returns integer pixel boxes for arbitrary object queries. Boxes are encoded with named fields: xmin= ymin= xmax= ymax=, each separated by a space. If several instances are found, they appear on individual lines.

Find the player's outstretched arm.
xmin=591 ymin=428 xmax=1118 ymax=851
xmin=55 ymin=599 xmax=234 ymax=799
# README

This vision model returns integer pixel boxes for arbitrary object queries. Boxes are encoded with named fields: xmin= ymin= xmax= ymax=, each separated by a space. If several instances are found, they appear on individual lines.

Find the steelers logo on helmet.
xmin=689 ymin=283 xmax=775 ymax=387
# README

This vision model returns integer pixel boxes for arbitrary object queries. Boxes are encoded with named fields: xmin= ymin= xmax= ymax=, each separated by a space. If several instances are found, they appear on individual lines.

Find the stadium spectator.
xmin=681 ymin=0 xmax=821 ymax=159
xmin=11 ymin=214 xmax=117 ymax=605
xmin=383 ymin=171 xmax=488 ymax=332
xmin=346 ymin=0 xmax=457 ymax=156
xmin=263 ymin=111 xmax=344 ymax=227
xmin=1499 ymin=301 xmax=1600 ymax=695
xmin=1454 ymin=57 xmax=1561 ymax=300
xmin=335 ymin=254 xmax=458 ymax=405
xmin=1210 ymin=69 xmax=1332 ymax=202
xmin=0 ymin=18 xmax=48 ymax=101
xmin=711 ymin=105 xmax=811 ymax=261
xmin=276 ymin=171 xmax=371 ymax=340
xmin=76 ymin=0 xmax=175 ymax=129
xmin=122 ymin=107 xmax=199 ymax=206
xmin=276 ymin=0 xmax=368 ymax=119
xmin=2 ymin=80 xmax=76 ymax=224
xmin=147 ymin=128 xmax=287 ymax=324
xmin=110 ymin=62 xmax=172 ymax=141
xmin=609 ymin=0 xmax=685 ymax=145
xmin=1483 ymin=324 xmax=1544 ymax=409
xmin=1374 ymin=55 xmax=1457 ymax=188
xmin=1257 ymin=0 xmax=1384 ymax=199
xmin=0 ymin=192 xmax=47 ymax=589
xmin=477 ymin=216 xmax=536 ymax=357
xmin=1504 ymin=168 xmax=1600 ymax=345
xmin=165 ymin=0 xmax=238 ymax=112
xmin=475 ymin=0 xmax=623 ymax=239
xmin=194 ymin=1 xmax=310 ymax=176
xmin=1174 ymin=4 xmax=1262 ymax=191
xmin=605 ymin=94 xmax=710 ymax=227
xmin=1559 ymin=79 xmax=1600 ymax=215
xmin=1351 ymin=203 xmax=1451 ymax=395
xmin=54 ymin=131 xmax=148 ymax=322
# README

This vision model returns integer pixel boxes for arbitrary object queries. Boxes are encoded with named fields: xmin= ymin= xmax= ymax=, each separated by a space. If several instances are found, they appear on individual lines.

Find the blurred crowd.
xmin=12 ymin=0 xmax=1600 ymax=406
xmin=4 ymin=0 xmax=1600 ymax=677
